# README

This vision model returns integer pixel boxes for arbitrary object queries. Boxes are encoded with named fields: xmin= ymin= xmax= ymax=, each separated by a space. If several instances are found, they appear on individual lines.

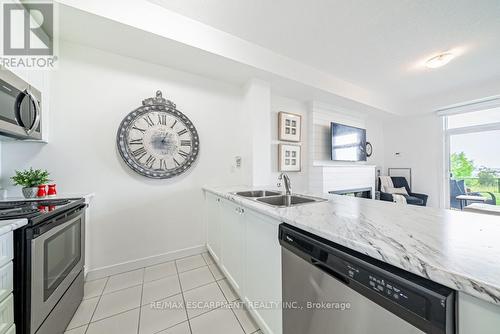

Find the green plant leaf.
xmin=11 ymin=168 xmax=51 ymax=188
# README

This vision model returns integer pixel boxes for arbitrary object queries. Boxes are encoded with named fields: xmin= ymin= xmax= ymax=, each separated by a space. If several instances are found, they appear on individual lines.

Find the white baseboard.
xmin=85 ymin=244 xmax=207 ymax=281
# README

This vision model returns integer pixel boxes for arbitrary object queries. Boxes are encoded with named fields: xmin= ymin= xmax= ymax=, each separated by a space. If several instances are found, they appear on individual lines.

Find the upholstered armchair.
xmin=378 ymin=176 xmax=428 ymax=206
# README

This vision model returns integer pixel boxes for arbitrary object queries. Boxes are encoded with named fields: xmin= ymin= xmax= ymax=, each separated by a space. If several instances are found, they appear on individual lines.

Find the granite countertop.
xmin=0 ymin=218 xmax=28 ymax=235
xmin=204 ymin=185 xmax=500 ymax=305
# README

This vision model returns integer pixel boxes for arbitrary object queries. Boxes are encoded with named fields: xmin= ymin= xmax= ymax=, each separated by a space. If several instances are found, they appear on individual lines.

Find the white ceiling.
xmin=150 ymin=0 xmax=500 ymax=114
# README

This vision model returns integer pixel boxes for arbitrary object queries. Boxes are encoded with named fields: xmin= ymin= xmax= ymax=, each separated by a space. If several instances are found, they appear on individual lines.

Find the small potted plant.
xmin=11 ymin=168 xmax=51 ymax=199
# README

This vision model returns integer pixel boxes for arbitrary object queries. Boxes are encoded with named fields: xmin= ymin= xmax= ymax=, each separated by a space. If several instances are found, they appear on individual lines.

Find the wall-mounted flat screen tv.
xmin=330 ymin=122 xmax=367 ymax=162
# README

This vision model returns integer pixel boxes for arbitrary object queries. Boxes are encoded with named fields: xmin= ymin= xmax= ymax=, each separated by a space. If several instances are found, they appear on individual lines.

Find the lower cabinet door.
xmin=220 ymin=200 xmax=245 ymax=294
xmin=244 ymin=209 xmax=283 ymax=334
xmin=0 ymin=294 xmax=14 ymax=334
xmin=205 ymin=192 xmax=222 ymax=262
xmin=209 ymin=195 xmax=283 ymax=334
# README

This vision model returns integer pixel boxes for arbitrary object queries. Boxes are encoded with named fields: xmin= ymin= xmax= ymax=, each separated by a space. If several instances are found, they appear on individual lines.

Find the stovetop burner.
xmin=0 ymin=207 xmax=39 ymax=219
xmin=0 ymin=198 xmax=80 ymax=220
xmin=0 ymin=201 xmax=31 ymax=210
xmin=36 ymin=199 xmax=70 ymax=206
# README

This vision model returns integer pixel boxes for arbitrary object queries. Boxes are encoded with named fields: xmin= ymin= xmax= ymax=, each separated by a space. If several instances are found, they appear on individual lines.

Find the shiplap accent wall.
xmin=310 ymin=103 xmax=366 ymax=163
xmin=308 ymin=102 xmax=376 ymax=195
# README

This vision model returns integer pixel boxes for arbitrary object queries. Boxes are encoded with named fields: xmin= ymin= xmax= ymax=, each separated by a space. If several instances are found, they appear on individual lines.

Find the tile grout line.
xmin=229 ymin=299 xmax=248 ymax=334
xmin=85 ymin=254 xmax=204 ymax=282
xmin=177 ymin=264 xmax=209 ymax=275
xmin=205 ymin=258 xmax=246 ymax=334
xmin=74 ymin=253 xmax=234 ymax=334
xmin=178 ymin=279 xmax=219 ymax=295
xmin=174 ymin=260 xmax=194 ymax=334
xmin=100 ymin=282 xmax=144 ymax=297
xmin=86 ymin=306 xmax=142 ymax=327
xmin=84 ymin=276 xmax=144 ymax=328
xmin=136 ymin=268 xmax=145 ymax=334
xmin=143 ymin=271 xmax=178 ymax=284
xmin=209 ymin=258 xmax=259 ymax=334
xmin=83 ymin=276 xmax=110 ymax=334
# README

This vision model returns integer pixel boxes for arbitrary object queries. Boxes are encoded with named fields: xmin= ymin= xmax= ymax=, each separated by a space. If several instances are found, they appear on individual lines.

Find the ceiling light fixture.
xmin=425 ymin=52 xmax=455 ymax=69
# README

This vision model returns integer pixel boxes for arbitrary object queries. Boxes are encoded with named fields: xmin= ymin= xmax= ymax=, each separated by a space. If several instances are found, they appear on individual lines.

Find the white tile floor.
xmin=65 ymin=253 xmax=262 ymax=334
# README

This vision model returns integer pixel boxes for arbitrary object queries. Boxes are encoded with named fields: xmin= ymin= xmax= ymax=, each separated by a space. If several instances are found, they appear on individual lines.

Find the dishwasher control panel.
xmin=345 ymin=262 xmax=428 ymax=319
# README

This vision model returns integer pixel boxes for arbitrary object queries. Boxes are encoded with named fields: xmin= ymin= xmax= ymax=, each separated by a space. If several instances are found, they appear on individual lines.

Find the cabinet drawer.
xmin=0 ymin=294 xmax=13 ymax=334
xmin=0 ymin=263 xmax=12 ymax=303
xmin=0 ymin=233 xmax=13 ymax=269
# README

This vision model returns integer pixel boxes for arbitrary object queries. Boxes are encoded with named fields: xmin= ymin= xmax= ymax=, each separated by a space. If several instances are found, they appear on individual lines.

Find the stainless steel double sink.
xmin=232 ymin=190 xmax=327 ymax=208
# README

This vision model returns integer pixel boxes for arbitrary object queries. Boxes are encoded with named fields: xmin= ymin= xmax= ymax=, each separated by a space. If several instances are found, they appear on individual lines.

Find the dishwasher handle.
xmin=311 ymin=258 xmax=349 ymax=285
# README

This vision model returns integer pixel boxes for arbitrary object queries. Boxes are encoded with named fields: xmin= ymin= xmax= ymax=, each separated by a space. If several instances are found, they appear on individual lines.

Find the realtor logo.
xmin=1 ymin=1 xmax=57 ymax=69
xmin=3 ymin=2 xmax=53 ymax=55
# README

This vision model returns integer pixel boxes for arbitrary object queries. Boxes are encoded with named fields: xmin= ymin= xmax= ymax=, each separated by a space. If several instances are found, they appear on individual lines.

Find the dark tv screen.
xmin=330 ymin=123 xmax=367 ymax=161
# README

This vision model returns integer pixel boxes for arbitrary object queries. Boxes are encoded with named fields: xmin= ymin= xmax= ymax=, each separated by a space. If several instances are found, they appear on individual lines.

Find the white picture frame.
xmin=279 ymin=144 xmax=301 ymax=172
xmin=278 ymin=112 xmax=301 ymax=142
xmin=388 ymin=168 xmax=412 ymax=188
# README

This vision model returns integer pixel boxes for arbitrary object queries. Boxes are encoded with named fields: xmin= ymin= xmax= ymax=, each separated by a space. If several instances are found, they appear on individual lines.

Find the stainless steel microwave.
xmin=0 ymin=68 xmax=42 ymax=140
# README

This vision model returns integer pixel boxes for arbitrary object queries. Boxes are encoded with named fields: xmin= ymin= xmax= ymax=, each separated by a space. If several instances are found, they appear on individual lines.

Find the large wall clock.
xmin=117 ymin=91 xmax=200 ymax=179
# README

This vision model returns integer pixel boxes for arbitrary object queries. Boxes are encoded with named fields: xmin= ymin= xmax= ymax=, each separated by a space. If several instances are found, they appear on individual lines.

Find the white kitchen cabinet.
xmin=220 ymin=199 xmax=245 ymax=294
xmin=205 ymin=192 xmax=222 ymax=262
xmin=244 ymin=208 xmax=282 ymax=334
xmin=204 ymin=192 xmax=283 ymax=334
xmin=458 ymin=292 xmax=500 ymax=334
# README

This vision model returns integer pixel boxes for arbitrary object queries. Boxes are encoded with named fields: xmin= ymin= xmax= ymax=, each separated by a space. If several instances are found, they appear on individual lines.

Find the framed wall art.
xmin=278 ymin=112 xmax=301 ymax=142
xmin=388 ymin=168 xmax=412 ymax=188
xmin=279 ymin=144 xmax=301 ymax=172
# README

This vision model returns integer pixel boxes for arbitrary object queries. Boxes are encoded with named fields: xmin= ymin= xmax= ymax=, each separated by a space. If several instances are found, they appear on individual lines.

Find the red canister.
xmin=47 ymin=184 xmax=57 ymax=197
xmin=37 ymin=185 xmax=47 ymax=198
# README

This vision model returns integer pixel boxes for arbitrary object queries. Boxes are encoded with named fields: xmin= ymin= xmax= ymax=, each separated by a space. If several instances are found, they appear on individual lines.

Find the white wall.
xmin=1 ymin=42 xmax=246 ymax=272
xmin=0 ymin=41 xmax=391 ymax=274
xmin=365 ymin=116 xmax=386 ymax=172
xmin=242 ymin=79 xmax=272 ymax=186
xmin=383 ymin=113 xmax=444 ymax=208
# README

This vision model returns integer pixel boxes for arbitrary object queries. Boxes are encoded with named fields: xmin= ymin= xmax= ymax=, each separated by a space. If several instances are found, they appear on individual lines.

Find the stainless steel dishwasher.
xmin=279 ymin=224 xmax=455 ymax=334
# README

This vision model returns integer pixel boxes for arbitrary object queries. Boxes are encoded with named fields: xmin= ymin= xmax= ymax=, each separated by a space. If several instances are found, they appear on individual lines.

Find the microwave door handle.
xmin=15 ymin=89 xmax=40 ymax=135
xmin=14 ymin=91 xmax=25 ymax=128
xmin=25 ymin=89 xmax=40 ymax=135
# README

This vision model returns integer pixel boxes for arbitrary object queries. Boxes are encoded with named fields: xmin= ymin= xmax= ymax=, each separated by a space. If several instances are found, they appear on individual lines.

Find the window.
xmin=447 ymin=107 xmax=500 ymax=129
xmin=445 ymin=108 xmax=500 ymax=209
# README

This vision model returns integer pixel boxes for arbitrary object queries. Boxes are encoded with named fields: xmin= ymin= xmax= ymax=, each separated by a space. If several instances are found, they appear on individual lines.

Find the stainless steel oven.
xmin=31 ymin=211 xmax=84 ymax=333
xmin=0 ymin=67 xmax=42 ymax=139
xmin=14 ymin=200 xmax=86 ymax=334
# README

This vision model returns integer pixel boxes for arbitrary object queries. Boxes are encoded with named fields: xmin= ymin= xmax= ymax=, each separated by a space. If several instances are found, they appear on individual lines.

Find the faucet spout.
xmin=278 ymin=173 xmax=292 ymax=195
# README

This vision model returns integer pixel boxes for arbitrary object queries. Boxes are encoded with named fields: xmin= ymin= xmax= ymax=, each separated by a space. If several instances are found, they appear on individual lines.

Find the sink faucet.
xmin=278 ymin=173 xmax=292 ymax=196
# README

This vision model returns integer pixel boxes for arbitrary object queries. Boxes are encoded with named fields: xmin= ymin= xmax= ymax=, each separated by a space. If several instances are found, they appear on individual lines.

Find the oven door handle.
xmin=33 ymin=205 xmax=86 ymax=238
xmin=33 ymin=214 xmax=81 ymax=243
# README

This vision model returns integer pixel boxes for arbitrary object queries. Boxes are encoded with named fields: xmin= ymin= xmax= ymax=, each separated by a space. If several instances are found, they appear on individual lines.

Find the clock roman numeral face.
xmin=118 ymin=106 xmax=199 ymax=179
xmin=158 ymin=114 xmax=167 ymax=125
